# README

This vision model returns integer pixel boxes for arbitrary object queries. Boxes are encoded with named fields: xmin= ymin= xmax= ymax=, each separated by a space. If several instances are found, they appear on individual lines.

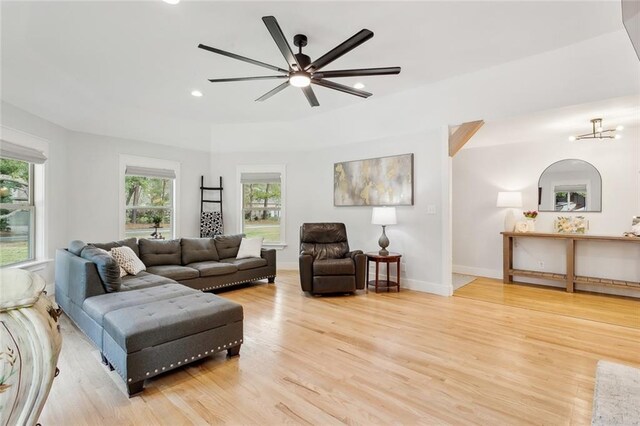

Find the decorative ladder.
xmin=200 ymin=176 xmax=223 ymax=237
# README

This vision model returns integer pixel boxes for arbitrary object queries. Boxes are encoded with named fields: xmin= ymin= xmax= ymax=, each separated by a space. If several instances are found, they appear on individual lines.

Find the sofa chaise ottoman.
xmin=99 ymin=291 xmax=243 ymax=395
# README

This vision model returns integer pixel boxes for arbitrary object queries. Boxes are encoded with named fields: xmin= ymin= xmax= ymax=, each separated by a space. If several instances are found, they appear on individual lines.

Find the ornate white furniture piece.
xmin=0 ymin=269 xmax=62 ymax=426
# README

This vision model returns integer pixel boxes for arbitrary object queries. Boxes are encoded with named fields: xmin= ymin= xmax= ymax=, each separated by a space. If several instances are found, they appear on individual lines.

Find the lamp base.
xmin=504 ymin=209 xmax=517 ymax=232
xmin=378 ymin=225 xmax=390 ymax=256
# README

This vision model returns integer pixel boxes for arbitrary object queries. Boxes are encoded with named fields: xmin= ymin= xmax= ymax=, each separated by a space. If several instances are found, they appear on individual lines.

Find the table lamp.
xmin=496 ymin=191 xmax=522 ymax=232
xmin=372 ymin=207 xmax=397 ymax=255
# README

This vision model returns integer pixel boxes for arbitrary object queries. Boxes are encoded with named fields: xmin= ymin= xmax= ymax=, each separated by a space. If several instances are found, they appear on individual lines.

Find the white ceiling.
xmin=1 ymin=0 xmax=627 ymax=136
xmin=467 ymin=95 xmax=640 ymax=149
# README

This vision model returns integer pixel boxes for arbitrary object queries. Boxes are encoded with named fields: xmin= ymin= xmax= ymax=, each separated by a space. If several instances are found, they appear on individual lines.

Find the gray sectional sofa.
xmin=54 ymin=234 xmax=276 ymax=395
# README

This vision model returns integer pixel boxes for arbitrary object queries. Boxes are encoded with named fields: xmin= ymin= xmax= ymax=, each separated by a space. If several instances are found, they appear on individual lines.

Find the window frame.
xmin=0 ymin=160 xmax=35 ymax=266
xmin=0 ymin=125 xmax=49 ymax=271
xmin=236 ymin=164 xmax=286 ymax=249
xmin=119 ymin=155 xmax=180 ymax=240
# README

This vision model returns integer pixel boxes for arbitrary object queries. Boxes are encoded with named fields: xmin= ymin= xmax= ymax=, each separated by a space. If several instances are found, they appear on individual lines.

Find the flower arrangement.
xmin=554 ymin=216 xmax=588 ymax=234
xmin=523 ymin=211 xmax=538 ymax=219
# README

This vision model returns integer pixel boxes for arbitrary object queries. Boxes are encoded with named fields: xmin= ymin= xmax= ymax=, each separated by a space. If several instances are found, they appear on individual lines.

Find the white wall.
xmin=453 ymin=126 xmax=640 ymax=296
xmin=0 ymin=101 xmax=213 ymax=285
xmin=211 ymin=128 xmax=452 ymax=295
xmin=1 ymin=101 xmax=69 ymax=284
xmin=63 ymin=131 xmax=210 ymax=242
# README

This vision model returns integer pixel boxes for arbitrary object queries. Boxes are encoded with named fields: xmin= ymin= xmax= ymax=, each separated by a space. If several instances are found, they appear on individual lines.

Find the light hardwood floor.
xmin=41 ymin=271 xmax=639 ymax=425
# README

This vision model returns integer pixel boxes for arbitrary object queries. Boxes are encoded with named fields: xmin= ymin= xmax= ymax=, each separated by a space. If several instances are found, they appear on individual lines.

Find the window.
xmin=124 ymin=165 xmax=176 ymax=240
xmin=239 ymin=166 xmax=285 ymax=246
xmin=554 ymin=184 xmax=587 ymax=211
xmin=0 ymin=157 xmax=34 ymax=266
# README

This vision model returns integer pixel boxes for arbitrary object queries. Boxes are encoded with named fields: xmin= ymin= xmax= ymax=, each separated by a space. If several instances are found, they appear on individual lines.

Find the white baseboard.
xmin=452 ymin=265 xmax=502 ymax=280
xmin=277 ymin=262 xmax=299 ymax=271
xmin=401 ymin=277 xmax=452 ymax=296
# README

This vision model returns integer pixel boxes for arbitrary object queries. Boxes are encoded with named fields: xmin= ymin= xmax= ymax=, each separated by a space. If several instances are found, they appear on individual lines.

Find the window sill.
xmin=5 ymin=259 xmax=53 ymax=272
xmin=264 ymin=243 xmax=287 ymax=250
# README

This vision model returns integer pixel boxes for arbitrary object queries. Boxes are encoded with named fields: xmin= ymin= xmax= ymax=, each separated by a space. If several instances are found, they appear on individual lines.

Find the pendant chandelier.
xmin=569 ymin=118 xmax=623 ymax=141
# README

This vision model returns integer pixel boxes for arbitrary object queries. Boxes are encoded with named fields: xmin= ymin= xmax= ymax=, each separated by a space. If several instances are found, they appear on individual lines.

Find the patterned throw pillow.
xmin=110 ymin=246 xmax=146 ymax=275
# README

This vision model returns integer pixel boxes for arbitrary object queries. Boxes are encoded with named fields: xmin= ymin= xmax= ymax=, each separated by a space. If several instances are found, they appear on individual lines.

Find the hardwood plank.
xmin=40 ymin=271 xmax=640 ymax=425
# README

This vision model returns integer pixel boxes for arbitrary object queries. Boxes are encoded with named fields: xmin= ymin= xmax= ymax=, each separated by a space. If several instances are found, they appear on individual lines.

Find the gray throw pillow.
xmin=68 ymin=240 xmax=86 ymax=256
xmin=214 ymin=234 xmax=245 ymax=259
xmin=138 ymin=239 xmax=181 ymax=267
xmin=80 ymin=246 xmax=122 ymax=292
xmin=181 ymin=238 xmax=219 ymax=264
xmin=90 ymin=237 xmax=139 ymax=258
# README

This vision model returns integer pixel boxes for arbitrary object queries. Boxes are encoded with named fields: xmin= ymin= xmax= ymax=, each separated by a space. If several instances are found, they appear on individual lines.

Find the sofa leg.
xmin=127 ymin=380 xmax=144 ymax=397
xmin=268 ymin=276 xmax=275 ymax=284
xmin=101 ymin=354 xmax=114 ymax=371
xmin=227 ymin=345 xmax=241 ymax=357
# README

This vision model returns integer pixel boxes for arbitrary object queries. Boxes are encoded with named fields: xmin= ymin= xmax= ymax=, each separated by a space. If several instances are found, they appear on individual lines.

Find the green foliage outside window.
xmin=125 ymin=175 xmax=173 ymax=239
xmin=0 ymin=158 xmax=32 ymax=266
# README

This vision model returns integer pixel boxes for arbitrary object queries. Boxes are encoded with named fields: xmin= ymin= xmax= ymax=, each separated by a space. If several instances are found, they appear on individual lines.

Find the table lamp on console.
xmin=496 ymin=191 xmax=522 ymax=232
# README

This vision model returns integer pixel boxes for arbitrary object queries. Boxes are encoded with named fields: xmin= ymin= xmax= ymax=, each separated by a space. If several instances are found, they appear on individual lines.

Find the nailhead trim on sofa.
xmin=200 ymin=275 xmax=276 ymax=292
xmin=109 ymin=338 xmax=243 ymax=383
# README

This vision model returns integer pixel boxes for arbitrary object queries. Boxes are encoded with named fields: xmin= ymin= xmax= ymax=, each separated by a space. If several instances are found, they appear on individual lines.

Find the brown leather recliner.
xmin=299 ymin=223 xmax=366 ymax=294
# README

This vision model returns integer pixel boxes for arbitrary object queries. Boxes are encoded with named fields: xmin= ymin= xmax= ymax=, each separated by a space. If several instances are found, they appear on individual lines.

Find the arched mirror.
xmin=538 ymin=159 xmax=602 ymax=212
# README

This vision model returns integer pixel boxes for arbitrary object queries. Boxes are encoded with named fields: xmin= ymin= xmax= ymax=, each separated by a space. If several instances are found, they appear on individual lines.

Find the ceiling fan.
xmin=197 ymin=16 xmax=401 ymax=107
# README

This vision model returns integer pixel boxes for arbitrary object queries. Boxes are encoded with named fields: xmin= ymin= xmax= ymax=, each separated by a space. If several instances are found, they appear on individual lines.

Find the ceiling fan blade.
xmin=312 ymin=79 xmax=372 ymax=98
xmin=307 ymin=29 xmax=374 ymax=72
xmin=301 ymin=86 xmax=320 ymax=107
xmin=198 ymin=43 xmax=288 ymax=74
xmin=313 ymin=67 xmax=401 ymax=79
xmin=262 ymin=16 xmax=301 ymax=70
xmin=208 ymin=75 xmax=288 ymax=83
xmin=255 ymin=81 xmax=290 ymax=102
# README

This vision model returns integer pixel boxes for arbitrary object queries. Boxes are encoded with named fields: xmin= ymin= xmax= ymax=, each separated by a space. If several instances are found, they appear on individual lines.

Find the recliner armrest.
xmin=353 ymin=252 xmax=366 ymax=290
xmin=345 ymin=250 xmax=364 ymax=259
xmin=299 ymin=254 xmax=313 ymax=292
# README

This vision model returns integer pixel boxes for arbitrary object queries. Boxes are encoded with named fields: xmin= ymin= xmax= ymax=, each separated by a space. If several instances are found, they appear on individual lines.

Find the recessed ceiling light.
xmin=191 ymin=90 xmax=203 ymax=97
xmin=354 ymin=82 xmax=365 ymax=90
xmin=163 ymin=0 xmax=180 ymax=4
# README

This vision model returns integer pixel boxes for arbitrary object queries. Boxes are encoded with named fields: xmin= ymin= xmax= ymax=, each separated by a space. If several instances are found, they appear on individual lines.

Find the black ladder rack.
xmin=200 ymin=175 xmax=223 ymax=225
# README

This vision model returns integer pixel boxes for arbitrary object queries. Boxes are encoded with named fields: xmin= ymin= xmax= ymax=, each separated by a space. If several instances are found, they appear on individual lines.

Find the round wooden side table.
xmin=365 ymin=252 xmax=402 ymax=293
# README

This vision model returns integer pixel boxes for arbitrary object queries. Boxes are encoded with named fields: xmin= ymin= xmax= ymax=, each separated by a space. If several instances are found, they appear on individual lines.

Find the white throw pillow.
xmin=110 ymin=246 xmax=146 ymax=275
xmin=236 ymin=237 xmax=263 ymax=259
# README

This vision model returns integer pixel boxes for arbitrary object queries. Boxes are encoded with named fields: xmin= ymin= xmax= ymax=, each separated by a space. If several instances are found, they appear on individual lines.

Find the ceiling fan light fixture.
xmin=191 ymin=90 xmax=203 ymax=97
xmin=354 ymin=82 xmax=366 ymax=89
xmin=289 ymin=71 xmax=311 ymax=88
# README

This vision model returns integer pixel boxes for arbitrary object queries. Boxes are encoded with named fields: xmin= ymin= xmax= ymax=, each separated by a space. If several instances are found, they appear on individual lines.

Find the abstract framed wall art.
xmin=334 ymin=153 xmax=414 ymax=206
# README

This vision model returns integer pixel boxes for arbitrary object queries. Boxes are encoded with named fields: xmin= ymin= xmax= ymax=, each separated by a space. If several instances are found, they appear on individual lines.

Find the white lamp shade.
xmin=372 ymin=207 xmax=397 ymax=225
xmin=496 ymin=192 xmax=522 ymax=208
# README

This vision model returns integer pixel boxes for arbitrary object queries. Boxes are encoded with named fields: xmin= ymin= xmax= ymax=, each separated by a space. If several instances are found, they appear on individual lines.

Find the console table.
xmin=501 ymin=232 xmax=640 ymax=293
